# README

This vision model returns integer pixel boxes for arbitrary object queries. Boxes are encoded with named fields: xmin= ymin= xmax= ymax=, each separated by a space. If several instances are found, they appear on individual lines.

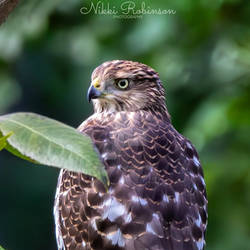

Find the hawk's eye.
xmin=116 ymin=79 xmax=129 ymax=90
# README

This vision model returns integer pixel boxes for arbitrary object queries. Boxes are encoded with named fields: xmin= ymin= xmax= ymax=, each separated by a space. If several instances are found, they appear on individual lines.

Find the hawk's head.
xmin=87 ymin=60 xmax=167 ymax=114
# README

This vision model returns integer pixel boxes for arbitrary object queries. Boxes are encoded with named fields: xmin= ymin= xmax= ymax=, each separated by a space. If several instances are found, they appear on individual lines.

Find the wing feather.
xmin=54 ymin=110 xmax=207 ymax=250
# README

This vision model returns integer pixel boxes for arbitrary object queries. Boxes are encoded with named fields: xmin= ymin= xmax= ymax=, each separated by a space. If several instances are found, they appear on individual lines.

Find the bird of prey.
xmin=54 ymin=60 xmax=207 ymax=250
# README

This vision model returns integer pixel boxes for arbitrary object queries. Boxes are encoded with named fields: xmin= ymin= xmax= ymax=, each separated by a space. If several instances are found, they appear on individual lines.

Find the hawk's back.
xmin=54 ymin=110 xmax=207 ymax=250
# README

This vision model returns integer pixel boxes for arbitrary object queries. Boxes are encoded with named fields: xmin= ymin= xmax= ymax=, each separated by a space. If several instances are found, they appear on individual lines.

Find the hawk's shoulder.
xmin=79 ymin=110 xmax=207 ymax=249
xmin=55 ymin=110 xmax=207 ymax=250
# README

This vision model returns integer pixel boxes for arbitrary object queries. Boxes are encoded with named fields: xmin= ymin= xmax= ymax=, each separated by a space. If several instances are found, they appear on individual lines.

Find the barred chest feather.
xmin=54 ymin=110 xmax=207 ymax=250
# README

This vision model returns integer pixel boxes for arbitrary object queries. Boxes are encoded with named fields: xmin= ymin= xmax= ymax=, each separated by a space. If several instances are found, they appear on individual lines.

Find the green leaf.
xmin=0 ymin=112 xmax=109 ymax=186
xmin=0 ymin=245 xmax=5 ymax=250
xmin=0 ymin=131 xmax=13 ymax=151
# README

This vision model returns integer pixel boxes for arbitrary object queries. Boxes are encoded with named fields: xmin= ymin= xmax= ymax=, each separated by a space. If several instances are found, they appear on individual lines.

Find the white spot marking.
xmin=107 ymin=229 xmax=125 ymax=247
xmin=61 ymin=189 xmax=70 ymax=197
xmin=109 ymin=187 xmax=114 ymax=194
xmin=193 ymin=184 xmax=198 ymax=190
xmin=117 ymin=165 xmax=121 ymax=170
xmin=139 ymin=197 xmax=148 ymax=206
xmin=82 ymin=241 xmax=86 ymax=247
xmin=163 ymin=194 xmax=169 ymax=203
xmin=103 ymin=197 xmax=112 ymax=207
xmin=196 ymin=238 xmax=204 ymax=250
xmin=103 ymin=197 xmax=126 ymax=222
xmin=187 ymin=142 xmax=192 ymax=149
xmin=203 ymin=205 xmax=207 ymax=212
xmin=195 ymin=213 xmax=202 ymax=227
xmin=201 ymin=178 xmax=206 ymax=186
xmin=193 ymin=156 xmax=200 ymax=167
xmin=131 ymin=195 xmax=139 ymax=202
xmin=102 ymin=153 xmax=108 ymax=159
xmin=98 ymin=192 xmax=104 ymax=197
xmin=91 ymin=219 xmax=97 ymax=230
xmin=152 ymin=213 xmax=160 ymax=220
xmin=114 ymin=113 xmax=121 ymax=122
xmin=125 ymin=212 xmax=132 ymax=223
xmin=119 ymin=176 xmax=125 ymax=184
xmin=131 ymin=195 xmax=147 ymax=206
xmin=174 ymin=192 xmax=180 ymax=203
xmin=128 ymin=112 xmax=134 ymax=120
xmin=146 ymin=222 xmax=157 ymax=235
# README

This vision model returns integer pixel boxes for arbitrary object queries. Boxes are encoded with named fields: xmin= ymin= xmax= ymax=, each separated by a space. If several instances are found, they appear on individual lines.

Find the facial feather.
xmin=90 ymin=60 xmax=167 ymax=114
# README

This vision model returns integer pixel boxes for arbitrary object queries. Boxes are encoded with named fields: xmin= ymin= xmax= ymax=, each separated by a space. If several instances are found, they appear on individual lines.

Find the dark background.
xmin=0 ymin=0 xmax=250 ymax=249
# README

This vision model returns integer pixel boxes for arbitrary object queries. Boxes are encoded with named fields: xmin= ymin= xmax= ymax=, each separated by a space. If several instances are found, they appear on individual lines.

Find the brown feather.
xmin=54 ymin=60 xmax=207 ymax=250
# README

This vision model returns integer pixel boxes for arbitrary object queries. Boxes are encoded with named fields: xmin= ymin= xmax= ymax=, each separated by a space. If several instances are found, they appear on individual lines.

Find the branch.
xmin=0 ymin=0 xmax=19 ymax=25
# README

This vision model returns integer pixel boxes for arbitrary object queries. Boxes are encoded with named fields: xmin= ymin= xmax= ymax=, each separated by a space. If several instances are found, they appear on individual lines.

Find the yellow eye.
xmin=116 ymin=79 xmax=129 ymax=89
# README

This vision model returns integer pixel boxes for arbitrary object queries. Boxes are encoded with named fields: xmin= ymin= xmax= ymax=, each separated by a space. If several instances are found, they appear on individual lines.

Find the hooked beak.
xmin=87 ymin=85 xmax=102 ymax=102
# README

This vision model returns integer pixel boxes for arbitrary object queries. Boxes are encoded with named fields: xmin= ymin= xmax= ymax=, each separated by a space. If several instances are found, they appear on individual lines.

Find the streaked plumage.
xmin=54 ymin=60 xmax=207 ymax=250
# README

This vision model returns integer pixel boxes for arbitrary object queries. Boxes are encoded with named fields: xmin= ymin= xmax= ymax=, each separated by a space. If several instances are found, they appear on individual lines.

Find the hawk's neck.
xmin=78 ymin=109 xmax=171 ymax=134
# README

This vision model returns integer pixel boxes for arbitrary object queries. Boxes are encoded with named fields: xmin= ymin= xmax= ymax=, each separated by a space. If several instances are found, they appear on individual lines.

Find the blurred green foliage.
xmin=0 ymin=0 xmax=249 ymax=249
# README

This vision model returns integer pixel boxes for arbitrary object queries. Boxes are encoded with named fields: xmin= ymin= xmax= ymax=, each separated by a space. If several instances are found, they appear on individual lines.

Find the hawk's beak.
xmin=87 ymin=79 xmax=102 ymax=102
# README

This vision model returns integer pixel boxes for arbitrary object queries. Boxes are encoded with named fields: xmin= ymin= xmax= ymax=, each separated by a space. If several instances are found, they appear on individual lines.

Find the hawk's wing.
xmin=54 ymin=111 xmax=207 ymax=250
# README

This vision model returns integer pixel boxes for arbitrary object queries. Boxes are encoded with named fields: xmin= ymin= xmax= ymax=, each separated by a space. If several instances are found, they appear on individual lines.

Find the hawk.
xmin=54 ymin=60 xmax=208 ymax=250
